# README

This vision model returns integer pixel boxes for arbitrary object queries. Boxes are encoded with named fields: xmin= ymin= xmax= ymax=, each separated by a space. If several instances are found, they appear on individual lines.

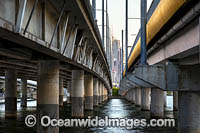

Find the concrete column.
xmin=135 ymin=88 xmax=141 ymax=106
xmin=173 ymin=91 xmax=178 ymax=111
xmin=164 ymin=91 xmax=167 ymax=108
xmin=59 ymin=77 xmax=64 ymax=106
xmin=71 ymin=70 xmax=84 ymax=117
xmin=126 ymin=92 xmax=130 ymax=101
xmin=93 ymin=78 xmax=99 ymax=106
xmin=141 ymin=88 xmax=151 ymax=111
xmin=129 ymin=90 xmax=132 ymax=102
xmin=131 ymin=89 xmax=135 ymax=103
xmin=125 ymin=93 xmax=128 ymax=100
xmin=101 ymin=84 xmax=104 ymax=102
xmin=105 ymin=88 xmax=108 ymax=100
xmin=178 ymin=91 xmax=200 ymax=133
xmin=5 ymin=68 xmax=17 ymax=118
xmin=67 ymin=81 xmax=71 ymax=104
xmin=103 ymin=87 xmax=105 ymax=101
xmin=21 ymin=78 xmax=27 ymax=107
xmin=84 ymin=75 xmax=93 ymax=110
xmin=98 ymin=82 xmax=102 ymax=104
xmin=150 ymin=88 xmax=164 ymax=117
xmin=37 ymin=60 xmax=59 ymax=132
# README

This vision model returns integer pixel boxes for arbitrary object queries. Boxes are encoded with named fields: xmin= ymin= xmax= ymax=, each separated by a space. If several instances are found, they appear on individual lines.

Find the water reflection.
xmin=0 ymin=97 xmax=176 ymax=133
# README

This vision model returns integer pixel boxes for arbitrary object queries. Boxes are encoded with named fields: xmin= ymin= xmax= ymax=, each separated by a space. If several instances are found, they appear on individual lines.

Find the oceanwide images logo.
xmin=25 ymin=115 xmax=175 ymax=129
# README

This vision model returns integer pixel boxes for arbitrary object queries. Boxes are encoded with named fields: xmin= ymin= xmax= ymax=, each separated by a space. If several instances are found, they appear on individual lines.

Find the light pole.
xmin=102 ymin=0 xmax=105 ymax=48
xmin=140 ymin=0 xmax=147 ymax=65
xmin=121 ymin=30 xmax=124 ymax=78
xmin=125 ymin=0 xmax=128 ymax=75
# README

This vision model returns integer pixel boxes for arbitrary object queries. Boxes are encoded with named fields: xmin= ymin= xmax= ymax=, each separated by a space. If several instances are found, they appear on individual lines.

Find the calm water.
xmin=0 ymin=96 xmax=177 ymax=133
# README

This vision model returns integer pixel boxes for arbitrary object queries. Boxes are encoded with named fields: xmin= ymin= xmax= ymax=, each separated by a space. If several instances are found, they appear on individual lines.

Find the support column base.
xmin=71 ymin=97 xmax=84 ymax=117
xmin=85 ymin=96 xmax=93 ymax=110
xmin=5 ymin=97 xmax=17 ymax=119
xmin=93 ymin=95 xmax=99 ymax=106
xmin=37 ymin=104 xmax=59 ymax=132
xmin=59 ymin=95 xmax=63 ymax=106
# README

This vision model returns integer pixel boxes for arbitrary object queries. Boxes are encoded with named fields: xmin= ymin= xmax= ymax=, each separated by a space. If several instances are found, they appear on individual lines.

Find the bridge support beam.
xmin=178 ymin=91 xmax=200 ymax=133
xmin=21 ymin=78 xmax=27 ymax=107
xmin=84 ymin=75 xmax=93 ymax=110
xmin=71 ymin=70 xmax=84 ymax=117
xmin=173 ymin=91 xmax=178 ymax=111
xmin=141 ymin=88 xmax=151 ymax=111
xmin=150 ymin=88 xmax=164 ymax=117
xmin=5 ymin=68 xmax=17 ymax=118
xmin=135 ymin=88 xmax=141 ymax=107
xmin=37 ymin=60 xmax=59 ymax=132
xmin=93 ymin=78 xmax=99 ymax=106
xmin=59 ymin=77 xmax=64 ymax=106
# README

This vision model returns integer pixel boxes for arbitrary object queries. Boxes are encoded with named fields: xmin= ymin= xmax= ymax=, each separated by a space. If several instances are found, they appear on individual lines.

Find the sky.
xmin=90 ymin=0 xmax=153 ymax=55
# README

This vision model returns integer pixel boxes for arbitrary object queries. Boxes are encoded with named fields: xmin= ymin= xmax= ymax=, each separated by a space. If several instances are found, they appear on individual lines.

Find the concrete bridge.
xmin=120 ymin=0 xmax=200 ymax=132
xmin=0 ymin=0 xmax=111 ymax=132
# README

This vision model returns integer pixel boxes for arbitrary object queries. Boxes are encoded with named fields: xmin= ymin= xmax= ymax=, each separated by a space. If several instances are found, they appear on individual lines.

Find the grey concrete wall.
xmin=0 ymin=0 xmax=15 ymax=25
xmin=45 ymin=2 xmax=58 ymax=47
xmin=22 ymin=0 xmax=42 ymax=38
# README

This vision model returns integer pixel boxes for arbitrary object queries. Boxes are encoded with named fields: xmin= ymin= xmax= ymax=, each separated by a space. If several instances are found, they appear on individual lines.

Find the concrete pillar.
xmin=135 ymin=88 xmax=141 ymax=106
xmin=141 ymin=88 xmax=151 ymax=111
xmin=103 ymin=87 xmax=105 ymax=101
xmin=173 ymin=91 xmax=178 ymax=111
xmin=131 ymin=89 xmax=135 ymax=103
xmin=163 ymin=91 xmax=167 ymax=108
xmin=178 ymin=91 xmax=200 ymax=133
xmin=93 ymin=78 xmax=99 ymax=106
xmin=125 ymin=93 xmax=128 ymax=100
xmin=67 ymin=81 xmax=71 ymax=104
xmin=150 ymin=88 xmax=164 ymax=117
xmin=59 ymin=77 xmax=64 ymax=106
xmin=37 ymin=60 xmax=59 ymax=132
xmin=101 ymin=84 xmax=104 ymax=102
xmin=71 ymin=70 xmax=84 ymax=117
xmin=84 ymin=75 xmax=93 ymax=110
xmin=129 ymin=90 xmax=133 ymax=103
xmin=5 ymin=68 xmax=17 ymax=118
xmin=21 ymin=78 xmax=27 ymax=107
xmin=104 ymin=88 xmax=107 ymax=101
xmin=98 ymin=82 xmax=102 ymax=104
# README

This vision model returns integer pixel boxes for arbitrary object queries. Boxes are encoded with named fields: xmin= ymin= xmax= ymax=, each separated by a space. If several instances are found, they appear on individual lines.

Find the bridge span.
xmin=0 ymin=0 xmax=112 ymax=132
xmin=120 ymin=0 xmax=200 ymax=132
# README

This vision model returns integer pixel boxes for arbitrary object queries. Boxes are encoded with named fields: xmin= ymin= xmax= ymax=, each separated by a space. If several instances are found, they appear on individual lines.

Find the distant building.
xmin=111 ymin=39 xmax=121 ymax=87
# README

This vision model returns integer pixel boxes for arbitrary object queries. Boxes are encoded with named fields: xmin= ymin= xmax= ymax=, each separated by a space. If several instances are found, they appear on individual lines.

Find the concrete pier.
xmin=59 ymin=77 xmax=64 ymax=106
xmin=21 ymin=78 xmax=27 ymax=107
xmin=178 ymin=91 xmax=200 ymax=133
xmin=101 ymin=84 xmax=104 ymax=102
xmin=37 ymin=60 xmax=59 ymax=132
xmin=131 ymin=89 xmax=135 ymax=104
xmin=135 ymin=88 xmax=141 ymax=107
xmin=67 ymin=81 xmax=71 ymax=104
xmin=93 ymin=78 xmax=99 ymax=106
xmin=5 ymin=68 xmax=17 ymax=118
xmin=163 ymin=91 xmax=167 ymax=108
xmin=173 ymin=91 xmax=178 ymax=111
xmin=98 ymin=82 xmax=102 ymax=104
xmin=141 ymin=88 xmax=151 ymax=111
xmin=84 ymin=75 xmax=93 ymax=110
xmin=71 ymin=70 xmax=84 ymax=117
xmin=150 ymin=88 xmax=164 ymax=117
